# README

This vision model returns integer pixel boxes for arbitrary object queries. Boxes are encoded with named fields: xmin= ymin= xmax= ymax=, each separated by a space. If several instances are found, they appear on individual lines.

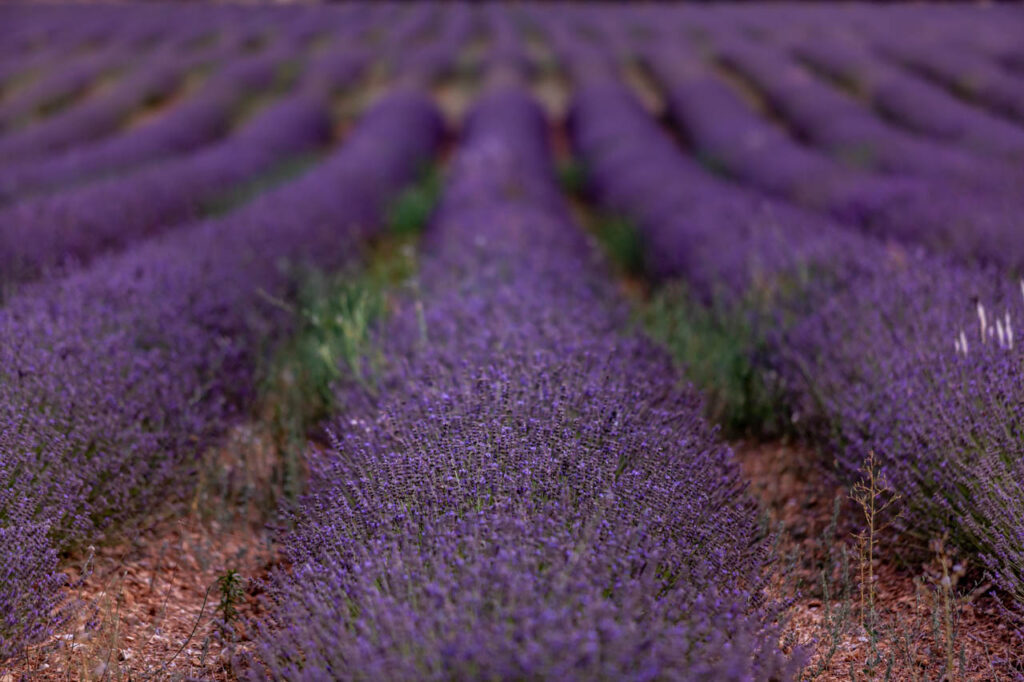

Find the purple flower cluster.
xmin=0 ymin=90 xmax=441 ymax=658
xmin=256 ymin=86 xmax=796 ymax=680
xmin=0 ymin=471 xmax=64 ymax=663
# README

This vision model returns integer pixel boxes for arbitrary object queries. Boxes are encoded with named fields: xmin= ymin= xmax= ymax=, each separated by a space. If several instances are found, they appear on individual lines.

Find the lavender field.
xmin=2 ymin=3 xmax=1024 ymax=680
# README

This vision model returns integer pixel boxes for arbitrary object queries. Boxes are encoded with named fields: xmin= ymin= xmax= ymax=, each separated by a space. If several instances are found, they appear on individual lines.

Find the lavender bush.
xmin=256 ymin=86 xmax=796 ymax=680
xmin=565 ymin=9 xmax=1024 ymax=623
xmin=0 ymin=88 xmax=441 ymax=660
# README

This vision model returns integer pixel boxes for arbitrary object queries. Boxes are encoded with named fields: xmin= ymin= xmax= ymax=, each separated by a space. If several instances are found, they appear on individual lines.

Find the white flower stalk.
xmin=996 ymin=318 xmax=1006 ymax=349
xmin=960 ymin=329 xmax=969 ymax=356
xmin=978 ymin=302 xmax=987 ymax=344
xmin=1006 ymin=312 xmax=1014 ymax=350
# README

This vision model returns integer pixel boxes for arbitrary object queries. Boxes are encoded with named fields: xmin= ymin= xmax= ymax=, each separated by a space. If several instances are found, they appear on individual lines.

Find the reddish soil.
xmin=2 ymin=515 xmax=275 ymax=682
xmin=735 ymin=440 xmax=1024 ymax=681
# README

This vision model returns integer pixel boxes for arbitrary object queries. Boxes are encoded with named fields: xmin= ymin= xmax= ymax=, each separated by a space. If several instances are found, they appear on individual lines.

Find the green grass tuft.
xmin=257 ymin=165 xmax=441 ymax=499
xmin=386 ymin=165 xmax=442 ymax=237
xmin=644 ymin=283 xmax=784 ymax=438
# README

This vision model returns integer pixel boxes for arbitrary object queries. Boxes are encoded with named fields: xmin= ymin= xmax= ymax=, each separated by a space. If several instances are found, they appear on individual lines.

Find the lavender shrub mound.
xmin=777 ymin=262 xmax=1024 ymax=614
xmin=0 ymin=90 xmax=442 ymax=661
xmin=566 ymin=21 xmax=1024 ymax=620
xmin=256 ymin=87 xmax=796 ymax=681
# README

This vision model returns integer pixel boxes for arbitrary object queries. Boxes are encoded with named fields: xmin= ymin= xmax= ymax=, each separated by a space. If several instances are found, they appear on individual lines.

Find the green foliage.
xmin=386 ymin=165 xmax=442 ymax=237
xmin=593 ymin=214 xmax=645 ymax=277
xmin=644 ymin=283 xmax=783 ymax=438
xmin=557 ymin=158 xmax=588 ymax=196
xmin=258 ymin=167 xmax=438 ymax=499
xmin=695 ymin=151 xmax=732 ymax=178
xmin=263 ymin=267 xmax=386 ymax=468
xmin=559 ymin=163 xmax=641 ymax=276
xmin=203 ymin=152 xmax=321 ymax=217
xmin=645 ymin=259 xmax=840 ymax=439
xmin=217 ymin=569 xmax=246 ymax=640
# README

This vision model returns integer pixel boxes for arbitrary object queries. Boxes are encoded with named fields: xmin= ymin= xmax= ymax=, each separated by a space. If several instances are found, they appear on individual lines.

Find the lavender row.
xmin=391 ymin=5 xmax=476 ymax=87
xmin=788 ymin=31 xmax=1024 ymax=161
xmin=0 ymin=90 xmax=442 ymax=661
xmin=640 ymin=41 xmax=888 ymax=208
xmin=744 ymin=3 xmax=1024 ymax=98
xmin=377 ymin=4 xmax=444 ymax=79
xmin=567 ymin=77 xmax=866 ymax=298
xmin=0 ymin=12 xmax=217 ymax=133
xmin=256 ymin=86 xmax=795 ymax=680
xmin=0 ymin=43 xmax=137 ymax=136
xmin=0 ymin=3 xmax=380 ymax=132
xmin=537 ymin=2 xmax=1024 ymax=162
xmin=480 ymin=5 xmax=536 ymax=79
xmin=0 ymin=7 xmax=171 ymax=112
xmin=0 ymin=47 xmax=365 ymax=287
xmin=0 ymin=39 xmax=102 ymax=102
xmin=0 ymin=4 xmax=473 ymax=288
xmin=708 ymin=35 xmax=1012 ymax=190
xmin=565 ymin=51 xmax=1024 ymax=625
xmin=638 ymin=40 xmax=1024 ymax=272
xmin=0 ymin=36 xmax=235 ymax=164
xmin=871 ymin=35 xmax=1024 ymax=127
xmin=0 ymin=45 xmax=303 ymax=203
xmin=0 ymin=9 xmax=331 ymax=156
